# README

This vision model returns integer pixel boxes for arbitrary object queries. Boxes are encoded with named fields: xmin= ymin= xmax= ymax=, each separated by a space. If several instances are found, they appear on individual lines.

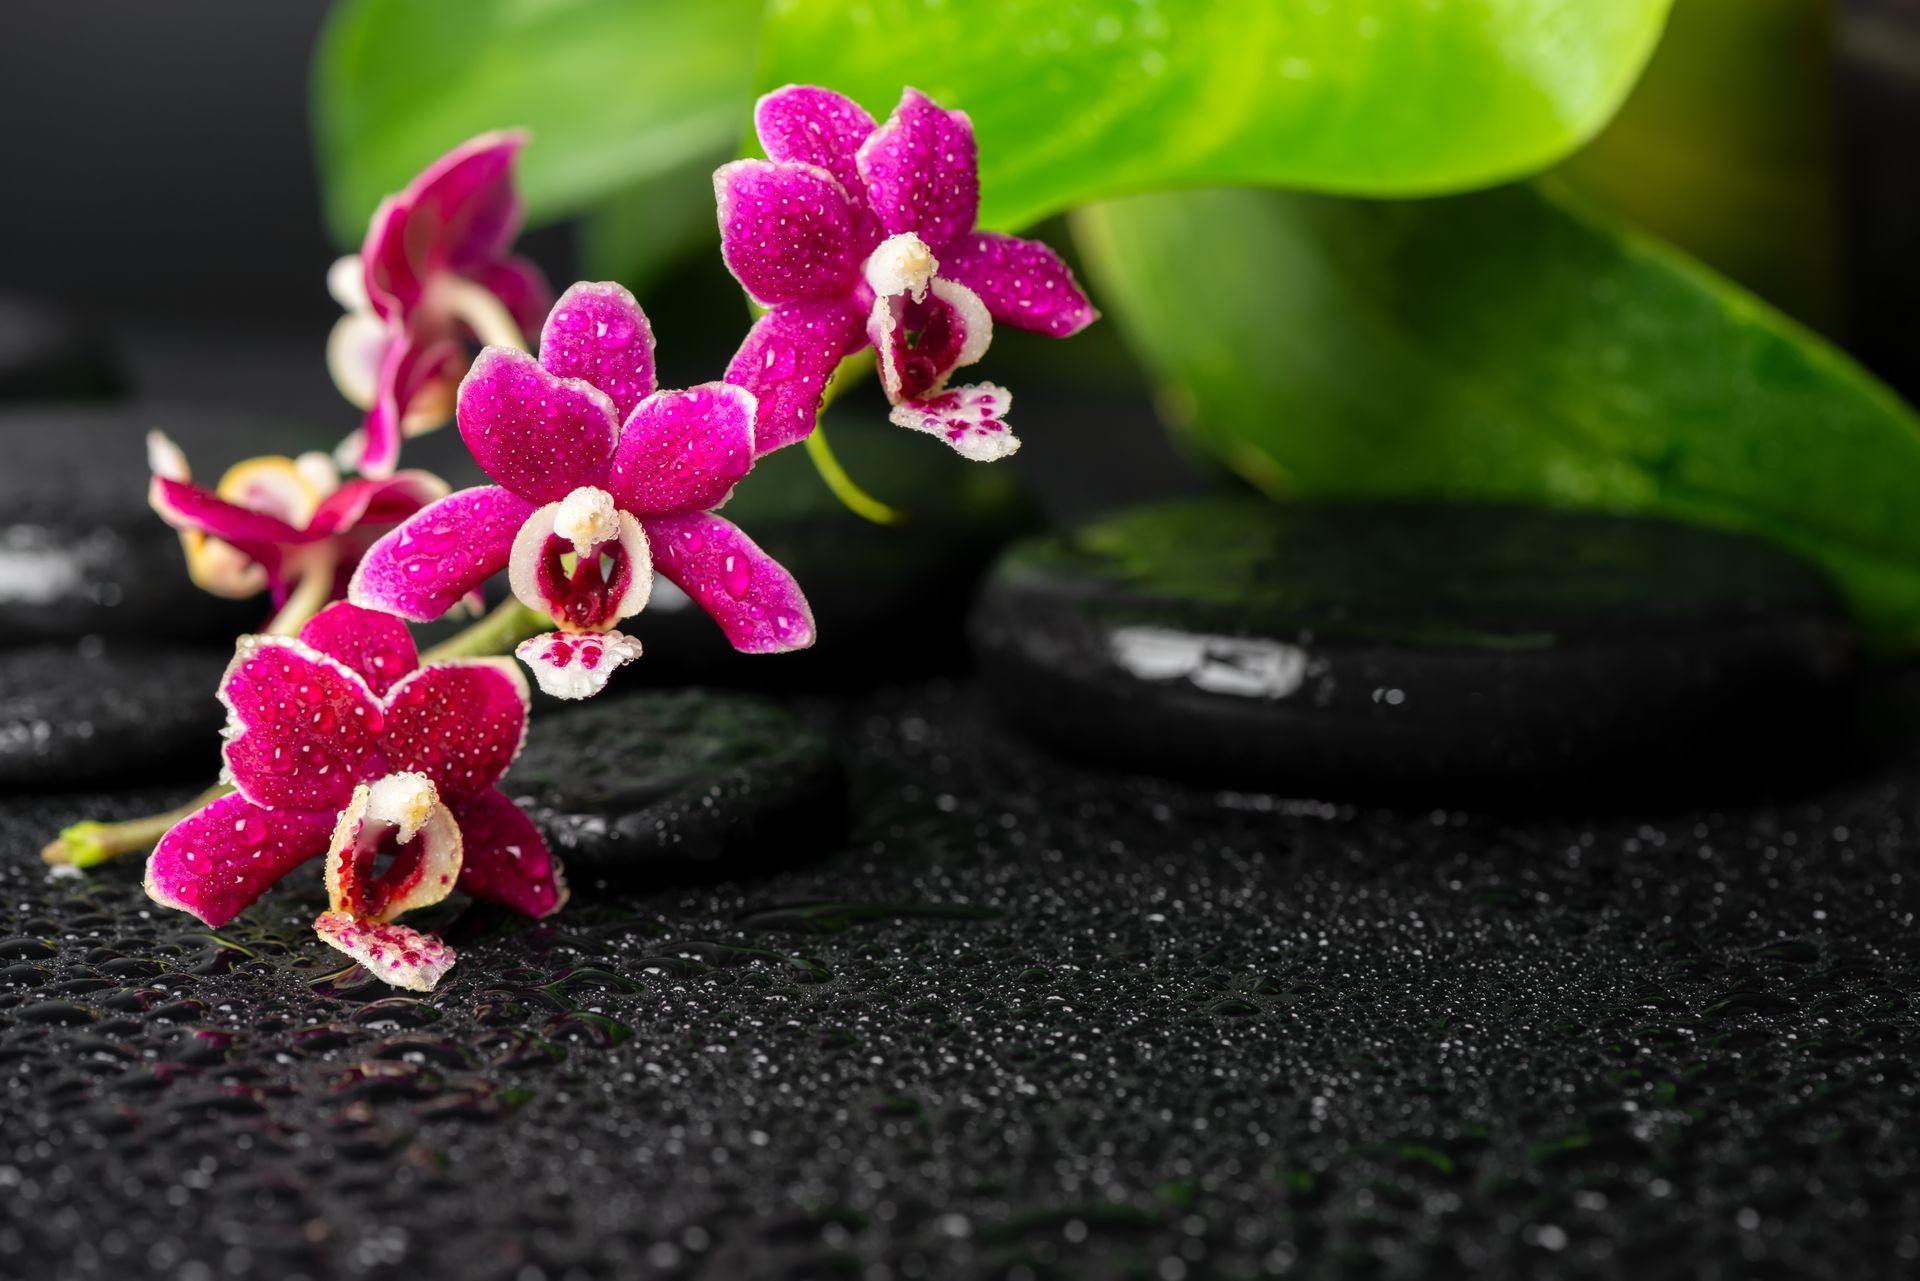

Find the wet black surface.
xmin=974 ymin=499 xmax=1860 ymax=802
xmin=0 ymin=642 xmax=227 ymax=789
xmin=4 ymin=677 xmax=1918 ymax=1280
xmin=510 ymin=688 xmax=844 ymax=881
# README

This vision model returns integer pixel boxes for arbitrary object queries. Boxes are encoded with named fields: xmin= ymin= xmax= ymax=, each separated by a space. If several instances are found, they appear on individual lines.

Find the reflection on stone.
xmin=1109 ymin=625 xmax=1307 ymax=699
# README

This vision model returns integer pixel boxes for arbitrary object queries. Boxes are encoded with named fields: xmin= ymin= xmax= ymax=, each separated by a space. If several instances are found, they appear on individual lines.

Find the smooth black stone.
xmin=625 ymin=415 xmax=1040 ymax=687
xmin=0 ymin=403 xmax=339 ymax=643
xmin=0 ymin=294 xmax=123 ymax=401
xmin=971 ymin=497 xmax=1859 ymax=800
xmin=506 ymin=687 xmax=843 ymax=879
xmin=0 ymin=641 xmax=225 ymax=789
xmin=2 ymin=676 xmax=1917 ymax=1278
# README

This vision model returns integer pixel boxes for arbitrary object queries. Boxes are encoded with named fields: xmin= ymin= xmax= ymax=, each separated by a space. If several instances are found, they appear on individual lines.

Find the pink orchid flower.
xmin=717 ymin=85 xmax=1098 ymax=463
xmin=145 ymin=602 xmax=566 ymax=989
xmin=147 ymin=433 xmax=447 ymax=634
xmin=328 ymin=131 xmax=552 ymax=479
xmin=349 ymin=281 xmax=815 ymax=700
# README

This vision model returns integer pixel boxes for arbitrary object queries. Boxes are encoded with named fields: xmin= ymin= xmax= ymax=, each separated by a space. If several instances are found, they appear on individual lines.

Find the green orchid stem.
xmin=422 ymin=597 xmax=549 ymax=661
xmin=802 ymin=349 xmax=907 ymax=527
xmin=45 ymin=600 xmax=543 ymax=873
xmin=805 ymin=429 xmax=907 ymax=527
xmin=43 ymin=784 xmax=234 ymax=868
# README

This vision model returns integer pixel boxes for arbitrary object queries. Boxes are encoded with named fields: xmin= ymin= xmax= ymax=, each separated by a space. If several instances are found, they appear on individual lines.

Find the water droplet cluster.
xmin=5 ymin=678 xmax=1916 ymax=1276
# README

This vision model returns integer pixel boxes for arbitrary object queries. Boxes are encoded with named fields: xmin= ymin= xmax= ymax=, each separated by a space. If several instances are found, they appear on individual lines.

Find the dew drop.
xmin=721 ymin=553 xmax=751 ymax=600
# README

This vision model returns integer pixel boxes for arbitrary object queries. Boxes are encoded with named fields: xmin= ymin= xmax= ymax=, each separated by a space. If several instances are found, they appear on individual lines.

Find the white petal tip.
xmin=146 ymin=431 xmax=190 ymax=481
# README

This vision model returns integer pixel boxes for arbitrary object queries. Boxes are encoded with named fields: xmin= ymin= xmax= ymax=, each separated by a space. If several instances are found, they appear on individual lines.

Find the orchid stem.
xmin=800 ymin=350 xmax=906 ymax=527
xmin=805 ymin=430 xmax=907 ymax=527
xmin=422 ymin=597 xmax=548 ymax=662
xmin=43 ymin=784 xmax=234 ymax=868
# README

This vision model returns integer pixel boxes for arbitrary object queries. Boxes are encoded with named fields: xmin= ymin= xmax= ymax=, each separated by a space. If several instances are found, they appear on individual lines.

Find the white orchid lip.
xmin=516 ymin=629 xmax=644 ymax=700
xmin=865 ymin=232 xmax=938 ymax=303
xmin=508 ymin=488 xmax=654 ymax=633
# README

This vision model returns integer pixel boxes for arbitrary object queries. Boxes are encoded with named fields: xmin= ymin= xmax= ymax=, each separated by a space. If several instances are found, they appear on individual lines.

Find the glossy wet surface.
xmin=4 ymin=679 xmax=1917 ymax=1279
xmin=974 ymin=499 xmax=1859 ymax=799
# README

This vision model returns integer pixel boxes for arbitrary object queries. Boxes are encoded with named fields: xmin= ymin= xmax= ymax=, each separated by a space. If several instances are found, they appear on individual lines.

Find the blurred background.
xmin=3 ymin=1 xmax=1912 ymax=527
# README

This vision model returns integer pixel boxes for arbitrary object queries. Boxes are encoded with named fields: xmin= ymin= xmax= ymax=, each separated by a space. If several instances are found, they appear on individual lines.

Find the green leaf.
xmin=1071 ymin=184 xmax=1920 ymax=648
xmin=312 ymin=0 xmax=761 ymax=246
xmin=1557 ymin=0 xmax=1839 ymax=329
xmin=757 ymin=0 xmax=1674 ymax=232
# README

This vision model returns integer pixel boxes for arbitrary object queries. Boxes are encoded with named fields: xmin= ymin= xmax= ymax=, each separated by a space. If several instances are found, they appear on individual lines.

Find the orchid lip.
xmin=508 ymin=487 xmax=653 ymax=632
xmin=323 ymin=771 xmax=463 ymax=925
xmin=516 ymin=629 xmax=644 ymax=700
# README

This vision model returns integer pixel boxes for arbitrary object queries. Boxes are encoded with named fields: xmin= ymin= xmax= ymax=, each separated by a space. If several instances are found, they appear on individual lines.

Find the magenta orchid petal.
xmin=475 ymin=256 xmax=556 ymax=340
xmin=361 ymin=198 xmax=416 ymax=320
xmin=607 ymin=382 xmax=757 ymax=515
xmin=869 ymin=277 xmax=993 ymax=404
xmin=365 ymin=130 xmax=528 ymax=309
xmin=410 ymin=130 xmax=528 ymax=273
xmin=723 ymin=299 xmax=867 ymax=456
xmin=297 ymin=602 xmax=420 ymax=699
xmin=381 ymin=659 xmax=529 ymax=802
xmin=349 ymin=485 xmax=535 ymax=622
xmin=889 ymin=382 xmax=1020 ymax=462
xmin=714 ymin=159 xmax=864 ymax=306
xmin=150 ymin=475 xmax=309 ymax=548
xmin=643 ymin=511 xmax=816 ymax=653
xmin=356 ymin=331 xmax=463 ymax=479
xmin=219 ymin=635 xmax=388 ymax=811
xmin=538 ymin=281 xmax=658 ymax=425
xmin=938 ymin=232 xmax=1100 ymax=337
xmin=315 ymin=913 xmax=456 ymax=992
xmin=755 ymin=84 xmax=877 ymax=204
xmin=310 ymin=471 xmax=451 ymax=539
xmin=856 ymin=88 xmax=980 ymax=247
xmin=146 ymin=795 xmax=337 ymax=928
xmin=457 ymin=346 xmax=619 ymax=502
xmin=453 ymin=788 xmax=568 ymax=919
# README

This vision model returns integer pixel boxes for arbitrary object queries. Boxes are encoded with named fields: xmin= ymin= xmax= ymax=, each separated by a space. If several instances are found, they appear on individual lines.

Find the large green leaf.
xmin=1558 ymin=0 xmax=1839 ymax=329
xmin=312 ymin=0 xmax=760 ymax=246
xmin=757 ymin=0 xmax=1674 ymax=231
xmin=1072 ymin=185 xmax=1920 ymax=648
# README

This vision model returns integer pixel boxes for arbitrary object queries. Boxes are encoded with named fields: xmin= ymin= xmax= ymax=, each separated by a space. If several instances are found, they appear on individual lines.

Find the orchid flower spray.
xmin=87 ymin=79 xmax=1102 ymax=992
xmin=718 ymin=86 xmax=1098 ymax=461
